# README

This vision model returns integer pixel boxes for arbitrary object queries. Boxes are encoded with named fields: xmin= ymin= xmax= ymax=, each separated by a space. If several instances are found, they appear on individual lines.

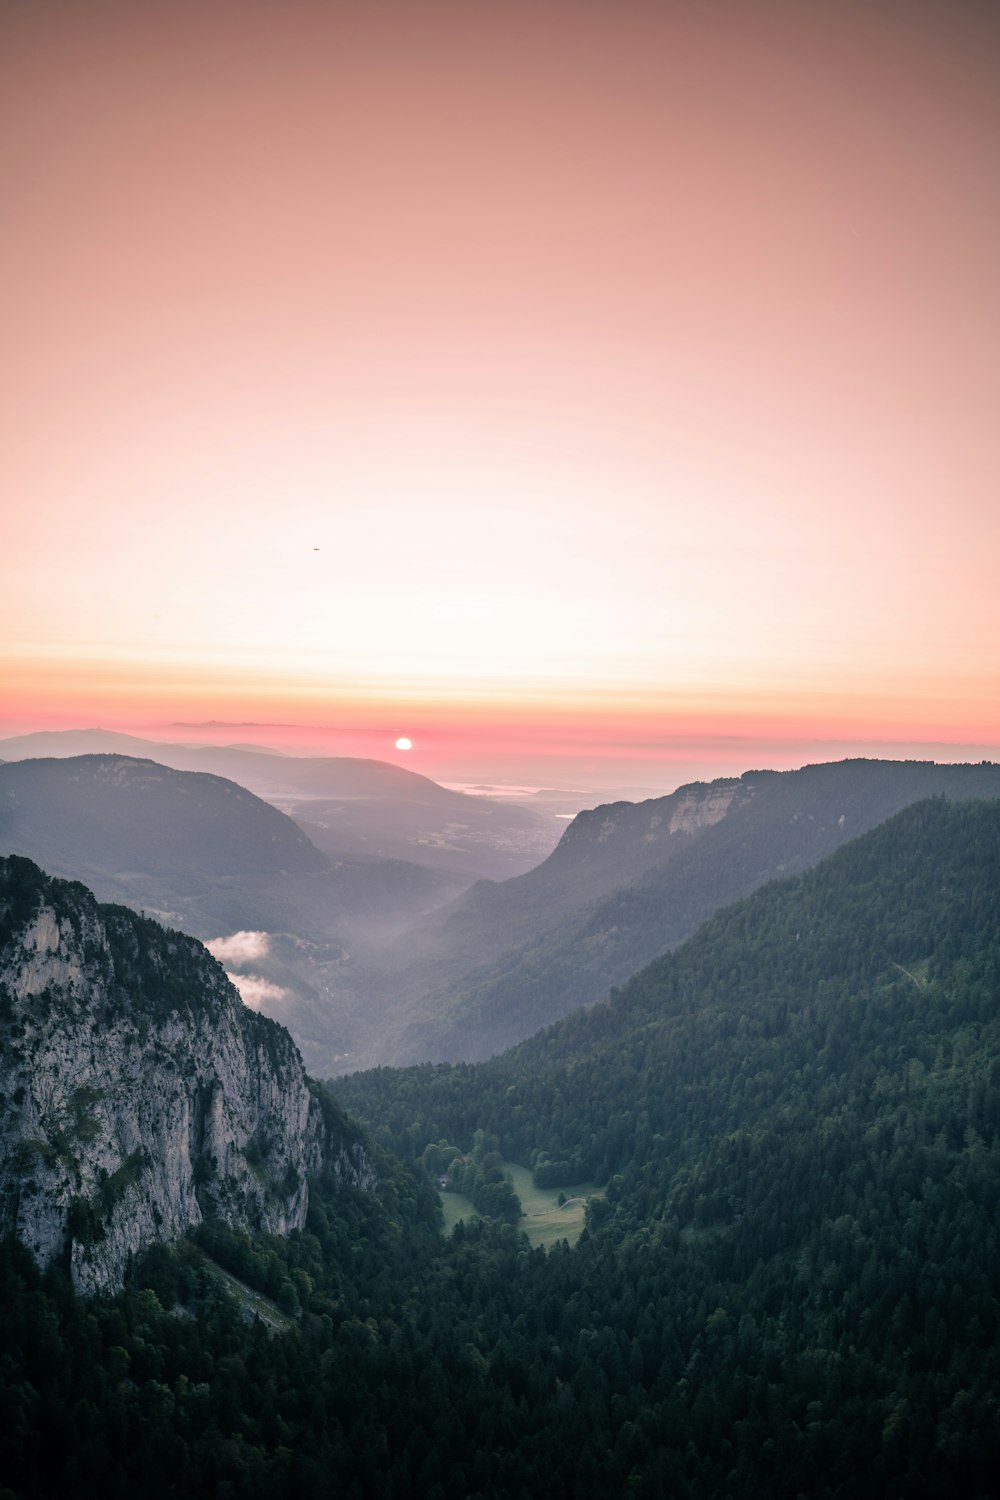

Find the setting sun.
xmin=1 ymin=0 xmax=998 ymax=779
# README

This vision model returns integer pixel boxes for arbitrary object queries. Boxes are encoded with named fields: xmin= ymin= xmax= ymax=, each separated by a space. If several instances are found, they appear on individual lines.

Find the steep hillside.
xmin=366 ymin=758 xmax=1000 ymax=1064
xmin=340 ymin=795 xmax=1000 ymax=1169
xmin=0 ymin=856 xmax=373 ymax=1293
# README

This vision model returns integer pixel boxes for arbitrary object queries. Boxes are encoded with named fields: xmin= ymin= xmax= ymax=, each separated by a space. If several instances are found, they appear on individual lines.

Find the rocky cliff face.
xmin=557 ymin=776 xmax=749 ymax=862
xmin=0 ymin=856 xmax=374 ymax=1294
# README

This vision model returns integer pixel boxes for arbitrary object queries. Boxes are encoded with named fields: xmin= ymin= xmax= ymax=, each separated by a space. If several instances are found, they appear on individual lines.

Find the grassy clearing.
xmin=439 ymin=1185 xmax=478 ymax=1235
xmin=439 ymin=1161 xmax=602 ymax=1250
xmin=505 ymin=1162 xmax=601 ymax=1249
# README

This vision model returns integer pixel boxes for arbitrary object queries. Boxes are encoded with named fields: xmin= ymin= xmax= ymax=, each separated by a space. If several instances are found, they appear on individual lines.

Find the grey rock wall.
xmin=0 ymin=856 xmax=373 ymax=1293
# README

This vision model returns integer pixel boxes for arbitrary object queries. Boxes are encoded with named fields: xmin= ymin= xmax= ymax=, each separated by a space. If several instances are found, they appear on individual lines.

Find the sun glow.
xmin=1 ymin=0 xmax=998 ymax=775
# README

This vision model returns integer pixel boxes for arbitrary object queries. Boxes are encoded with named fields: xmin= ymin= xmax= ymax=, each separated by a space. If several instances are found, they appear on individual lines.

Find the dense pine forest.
xmin=3 ymin=797 xmax=999 ymax=1497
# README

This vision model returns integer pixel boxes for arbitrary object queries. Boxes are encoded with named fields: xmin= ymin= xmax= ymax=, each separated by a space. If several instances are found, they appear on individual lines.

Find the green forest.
xmin=3 ymin=797 xmax=999 ymax=1497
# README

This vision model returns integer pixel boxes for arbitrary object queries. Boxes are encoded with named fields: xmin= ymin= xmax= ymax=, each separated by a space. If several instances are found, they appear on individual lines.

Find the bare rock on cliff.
xmin=0 ymin=856 xmax=374 ymax=1294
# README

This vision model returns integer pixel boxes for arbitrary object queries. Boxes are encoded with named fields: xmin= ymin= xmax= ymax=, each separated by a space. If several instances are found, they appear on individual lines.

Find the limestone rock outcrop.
xmin=0 ymin=856 xmax=373 ymax=1293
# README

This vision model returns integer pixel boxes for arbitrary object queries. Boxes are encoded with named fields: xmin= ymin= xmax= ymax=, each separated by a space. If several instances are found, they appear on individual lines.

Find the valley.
xmin=0 ymin=744 xmax=561 ymax=1075
xmin=2 ymin=792 xmax=998 ymax=1496
xmin=343 ymin=757 xmax=1000 ymax=1068
xmin=4 ymin=745 xmax=999 ymax=1083
xmin=6 ymin=1 xmax=996 ymax=1491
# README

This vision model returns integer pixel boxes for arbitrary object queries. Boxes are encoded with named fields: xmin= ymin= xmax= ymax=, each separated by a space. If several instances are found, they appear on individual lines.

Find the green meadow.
xmin=439 ymin=1160 xmax=601 ymax=1249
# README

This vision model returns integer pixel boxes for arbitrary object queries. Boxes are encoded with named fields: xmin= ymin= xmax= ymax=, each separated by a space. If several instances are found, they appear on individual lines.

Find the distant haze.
xmin=0 ymin=717 xmax=998 ymax=798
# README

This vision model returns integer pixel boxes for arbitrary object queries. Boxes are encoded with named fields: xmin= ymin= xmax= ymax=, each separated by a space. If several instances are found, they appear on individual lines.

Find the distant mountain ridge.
xmin=0 ymin=729 xmax=458 ymax=800
xmin=357 ymin=758 xmax=1000 ymax=1067
xmin=338 ymin=792 xmax=1000 ymax=1179
xmin=0 ymin=755 xmax=473 ymax=1073
xmin=0 ymin=753 xmax=473 ymax=931
xmin=0 ymin=753 xmax=328 ymax=877
xmin=6 ymin=746 xmax=999 ymax=1080
xmin=0 ymin=730 xmax=559 ymax=881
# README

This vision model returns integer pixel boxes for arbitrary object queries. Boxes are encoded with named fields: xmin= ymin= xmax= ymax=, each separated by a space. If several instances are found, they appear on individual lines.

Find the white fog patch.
xmin=206 ymin=930 xmax=270 ymax=966
xmin=228 ymin=973 xmax=291 ymax=1011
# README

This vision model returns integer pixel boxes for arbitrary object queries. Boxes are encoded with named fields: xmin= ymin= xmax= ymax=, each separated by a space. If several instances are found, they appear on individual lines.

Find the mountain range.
xmin=4 ymin=794 xmax=999 ymax=1496
xmin=4 ymin=748 xmax=999 ymax=1078
xmin=350 ymin=756 xmax=1000 ymax=1066
xmin=0 ymin=730 xmax=560 ymax=881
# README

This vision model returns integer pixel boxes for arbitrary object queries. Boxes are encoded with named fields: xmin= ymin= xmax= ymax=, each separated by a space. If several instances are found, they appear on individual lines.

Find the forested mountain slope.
xmin=339 ymin=796 xmax=1000 ymax=1174
xmin=359 ymin=758 xmax=1000 ymax=1064
xmin=333 ymin=797 xmax=1000 ymax=1490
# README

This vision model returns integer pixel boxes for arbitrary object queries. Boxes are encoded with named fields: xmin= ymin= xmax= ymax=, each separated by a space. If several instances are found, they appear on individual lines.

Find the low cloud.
xmin=228 ymin=973 xmax=291 ymax=1011
xmin=206 ymin=930 xmax=270 ymax=966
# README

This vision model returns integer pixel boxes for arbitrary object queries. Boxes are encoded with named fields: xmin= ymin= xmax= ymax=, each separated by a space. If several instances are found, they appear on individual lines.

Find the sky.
xmin=3 ymin=0 xmax=998 ymax=787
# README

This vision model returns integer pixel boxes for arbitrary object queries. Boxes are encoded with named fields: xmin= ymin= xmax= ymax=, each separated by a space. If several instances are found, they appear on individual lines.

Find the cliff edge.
xmin=0 ymin=856 xmax=373 ymax=1293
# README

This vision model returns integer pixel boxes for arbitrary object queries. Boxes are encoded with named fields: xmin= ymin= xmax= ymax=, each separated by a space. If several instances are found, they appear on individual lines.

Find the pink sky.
xmin=3 ymin=0 xmax=998 ymax=785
